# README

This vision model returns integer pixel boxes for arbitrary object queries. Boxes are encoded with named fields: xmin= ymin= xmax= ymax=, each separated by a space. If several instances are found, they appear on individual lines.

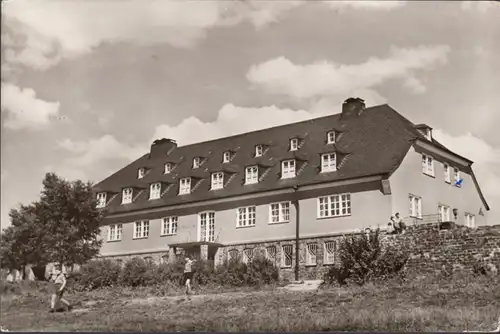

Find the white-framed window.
xmin=321 ymin=153 xmax=337 ymax=173
xmin=164 ymin=163 xmax=172 ymax=174
xmin=193 ymin=157 xmax=201 ymax=169
xmin=444 ymin=163 xmax=451 ymax=183
xmin=327 ymin=131 xmax=336 ymax=144
xmin=122 ymin=188 xmax=133 ymax=204
xmin=255 ymin=144 xmax=263 ymax=157
xmin=149 ymin=182 xmax=161 ymax=200
xmin=453 ymin=168 xmax=461 ymax=186
xmin=265 ymin=246 xmax=277 ymax=262
xmin=199 ymin=212 xmax=215 ymax=242
xmin=270 ymin=201 xmax=290 ymax=223
xmin=409 ymin=194 xmax=422 ymax=218
xmin=134 ymin=220 xmax=149 ymax=239
xmin=211 ymin=172 xmax=224 ymax=190
xmin=138 ymin=168 xmax=146 ymax=179
xmin=228 ymin=249 xmax=239 ymax=261
xmin=438 ymin=204 xmax=450 ymax=222
xmin=107 ymin=224 xmax=122 ymax=241
xmin=161 ymin=216 xmax=178 ymax=236
xmin=324 ymin=241 xmax=335 ymax=265
xmin=179 ymin=178 xmax=191 ymax=195
xmin=422 ymin=154 xmax=434 ymax=176
xmin=281 ymin=245 xmax=293 ymax=268
xmin=245 ymin=166 xmax=259 ymax=184
xmin=290 ymin=138 xmax=299 ymax=151
xmin=281 ymin=159 xmax=296 ymax=178
xmin=242 ymin=248 xmax=254 ymax=264
xmin=424 ymin=128 xmax=432 ymax=141
xmin=465 ymin=213 xmax=476 ymax=228
xmin=306 ymin=243 xmax=318 ymax=266
xmin=318 ymin=194 xmax=351 ymax=218
xmin=96 ymin=192 xmax=107 ymax=208
xmin=223 ymin=151 xmax=231 ymax=163
xmin=237 ymin=206 xmax=256 ymax=227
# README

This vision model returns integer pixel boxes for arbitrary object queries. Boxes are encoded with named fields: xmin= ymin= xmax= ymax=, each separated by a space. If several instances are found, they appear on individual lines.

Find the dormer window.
xmin=211 ymin=172 xmax=224 ymax=190
xmin=327 ymin=131 xmax=336 ymax=144
xmin=245 ymin=166 xmax=259 ymax=184
xmin=282 ymin=159 xmax=296 ymax=178
xmin=164 ymin=163 xmax=172 ymax=174
xmin=424 ymin=129 xmax=432 ymax=141
xmin=122 ymin=188 xmax=133 ymax=204
xmin=321 ymin=153 xmax=337 ymax=173
xmin=138 ymin=168 xmax=146 ymax=179
xmin=415 ymin=124 xmax=433 ymax=141
xmin=96 ymin=192 xmax=107 ymax=208
xmin=179 ymin=178 xmax=191 ymax=195
xmin=255 ymin=145 xmax=263 ymax=157
xmin=193 ymin=157 xmax=201 ymax=169
xmin=290 ymin=138 xmax=299 ymax=151
xmin=149 ymin=182 xmax=161 ymax=200
xmin=223 ymin=151 xmax=231 ymax=163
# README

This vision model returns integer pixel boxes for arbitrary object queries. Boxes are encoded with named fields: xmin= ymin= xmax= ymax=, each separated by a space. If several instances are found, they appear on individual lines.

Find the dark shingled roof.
xmin=93 ymin=103 xmax=486 ymax=215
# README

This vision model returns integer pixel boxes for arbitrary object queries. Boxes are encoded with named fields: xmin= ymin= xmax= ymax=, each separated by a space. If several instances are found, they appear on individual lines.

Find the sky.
xmin=1 ymin=0 xmax=499 ymax=228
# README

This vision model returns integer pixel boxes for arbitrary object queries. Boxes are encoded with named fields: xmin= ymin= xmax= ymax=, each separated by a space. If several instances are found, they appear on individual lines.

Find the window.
xmin=425 ymin=129 xmax=432 ymax=141
xmin=164 ymin=163 xmax=172 ymax=174
xmin=211 ymin=172 xmax=224 ymax=190
xmin=270 ymin=202 xmax=290 ymax=223
xmin=444 ymin=163 xmax=451 ymax=183
xmin=237 ymin=206 xmax=256 ymax=227
xmin=134 ymin=220 xmax=149 ymax=239
xmin=255 ymin=145 xmax=264 ymax=157
xmin=122 ymin=188 xmax=133 ymax=204
xmin=223 ymin=151 xmax=231 ymax=163
xmin=327 ymin=131 xmax=336 ymax=144
xmin=324 ymin=241 xmax=335 ymax=265
xmin=199 ymin=212 xmax=215 ymax=242
xmin=193 ymin=157 xmax=200 ymax=169
xmin=306 ymin=243 xmax=318 ymax=266
xmin=265 ymin=246 xmax=277 ymax=262
xmin=465 ymin=213 xmax=476 ymax=228
xmin=321 ymin=153 xmax=337 ymax=172
xmin=453 ymin=168 xmax=461 ymax=186
xmin=318 ymin=194 xmax=351 ymax=218
xmin=150 ymin=182 xmax=161 ymax=200
xmin=281 ymin=159 xmax=296 ymax=178
xmin=107 ymin=224 xmax=122 ymax=241
xmin=242 ymin=248 xmax=253 ymax=264
xmin=422 ymin=154 xmax=434 ymax=176
xmin=409 ymin=195 xmax=422 ymax=218
xmin=281 ymin=245 xmax=293 ymax=268
xmin=290 ymin=138 xmax=299 ymax=151
xmin=160 ymin=255 xmax=169 ymax=264
xmin=138 ymin=168 xmax=146 ymax=179
xmin=161 ymin=216 xmax=178 ymax=236
xmin=179 ymin=178 xmax=191 ymax=195
xmin=438 ymin=205 xmax=450 ymax=222
xmin=245 ymin=166 xmax=259 ymax=184
xmin=96 ymin=192 xmax=107 ymax=208
xmin=228 ymin=249 xmax=239 ymax=261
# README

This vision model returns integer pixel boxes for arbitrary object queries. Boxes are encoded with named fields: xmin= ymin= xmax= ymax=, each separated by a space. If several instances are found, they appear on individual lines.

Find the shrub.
xmin=324 ymin=229 xmax=409 ymax=286
xmin=153 ymin=260 xmax=185 ymax=286
xmin=119 ymin=257 xmax=157 ymax=287
xmin=213 ymin=256 xmax=279 ymax=287
xmin=75 ymin=259 xmax=122 ymax=291
xmin=192 ymin=260 xmax=217 ymax=286
xmin=245 ymin=256 xmax=279 ymax=286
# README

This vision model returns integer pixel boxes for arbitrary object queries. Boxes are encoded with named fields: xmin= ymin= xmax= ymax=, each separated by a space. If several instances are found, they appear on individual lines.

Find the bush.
xmin=119 ymin=257 xmax=157 ymax=287
xmin=75 ymin=259 xmax=122 ymax=291
xmin=214 ymin=256 xmax=279 ymax=287
xmin=324 ymin=229 xmax=409 ymax=286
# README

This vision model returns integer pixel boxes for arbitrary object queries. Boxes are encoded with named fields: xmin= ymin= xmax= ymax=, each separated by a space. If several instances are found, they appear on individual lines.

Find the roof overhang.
xmin=169 ymin=241 xmax=224 ymax=248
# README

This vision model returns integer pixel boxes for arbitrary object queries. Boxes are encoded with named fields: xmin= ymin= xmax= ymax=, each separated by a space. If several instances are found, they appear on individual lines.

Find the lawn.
xmin=1 ymin=273 xmax=499 ymax=332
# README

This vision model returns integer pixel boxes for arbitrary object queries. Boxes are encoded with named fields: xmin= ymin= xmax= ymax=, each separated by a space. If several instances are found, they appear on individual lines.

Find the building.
xmin=93 ymin=97 xmax=490 ymax=279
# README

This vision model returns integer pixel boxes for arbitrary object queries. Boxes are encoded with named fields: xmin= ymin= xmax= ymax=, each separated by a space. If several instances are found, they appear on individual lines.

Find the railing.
xmin=403 ymin=214 xmax=447 ymax=230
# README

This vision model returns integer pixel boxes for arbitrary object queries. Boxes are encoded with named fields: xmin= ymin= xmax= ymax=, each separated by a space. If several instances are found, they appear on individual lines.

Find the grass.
xmin=1 ymin=272 xmax=499 ymax=332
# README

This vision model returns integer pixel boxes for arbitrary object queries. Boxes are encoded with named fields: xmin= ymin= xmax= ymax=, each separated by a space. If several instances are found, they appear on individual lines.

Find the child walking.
xmin=183 ymin=256 xmax=196 ymax=301
xmin=49 ymin=264 xmax=73 ymax=313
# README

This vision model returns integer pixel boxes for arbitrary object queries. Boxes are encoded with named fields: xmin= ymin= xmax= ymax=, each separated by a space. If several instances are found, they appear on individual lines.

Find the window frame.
xmin=317 ymin=193 xmax=352 ymax=219
xmin=465 ymin=213 xmax=476 ymax=228
xmin=164 ymin=163 xmax=172 ymax=174
xmin=236 ymin=206 xmax=256 ymax=228
xmin=161 ymin=216 xmax=178 ymax=236
xmin=281 ymin=244 xmax=293 ymax=268
xmin=290 ymin=138 xmax=299 ymax=151
xmin=321 ymin=153 xmax=337 ymax=173
xmin=122 ymin=188 xmax=133 ymax=204
xmin=327 ymin=131 xmax=336 ymax=144
xmin=107 ymin=224 xmax=123 ymax=242
xmin=306 ymin=243 xmax=318 ymax=266
xmin=133 ymin=220 xmax=150 ymax=239
xmin=193 ymin=157 xmax=201 ymax=169
xmin=149 ymin=182 xmax=162 ymax=200
xmin=269 ymin=201 xmax=291 ymax=224
xmin=223 ymin=151 xmax=231 ymax=163
xmin=421 ymin=154 xmax=435 ymax=177
xmin=211 ymin=172 xmax=224 ymax=190
xmin=245 ymin=165 xmax=259 ymax=184
xmin=138 ymin=168 xmax=146 ymax=179
xmin=242 ymin=248 xmax=254 ymax=264
xmin=179 ymin=178 xmax=191 ymax=195
xmin=96 ymin=192 xmax=107 ymax=208
xmin=255 ymin=145 xmax=263 ymax=157
xmin=198 ymin=211 xmax=216 ymax=242
xmin=438 ymin=204 xmax=450 ymax=222
xmin=265 ymin=246 xmax=277 ymax=262
xmin=323 ymin=241 xmax=335 ymax=265
xmin=281 ymin=159 xmax=296 ymax=179
xmin=409 ymin=194 xmax=422 ymax=219
xmin=443 ymin=163 xmax=451 ymax=183
xmin=453 ymin=168 xmax=461 ymax=187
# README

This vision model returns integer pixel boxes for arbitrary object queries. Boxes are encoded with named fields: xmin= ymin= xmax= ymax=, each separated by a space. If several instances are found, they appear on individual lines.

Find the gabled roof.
xmin=93 ymin=103 xmax=487 ymax=215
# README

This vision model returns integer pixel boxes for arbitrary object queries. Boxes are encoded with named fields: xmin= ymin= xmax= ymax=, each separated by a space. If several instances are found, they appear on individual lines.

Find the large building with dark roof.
xmin=94 ymin=97 xmax=490 ymax=279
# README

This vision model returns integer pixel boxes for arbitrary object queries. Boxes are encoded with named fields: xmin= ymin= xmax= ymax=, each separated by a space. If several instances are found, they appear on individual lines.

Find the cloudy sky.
xmin=1 ymin=0 xmax=499 ymax=228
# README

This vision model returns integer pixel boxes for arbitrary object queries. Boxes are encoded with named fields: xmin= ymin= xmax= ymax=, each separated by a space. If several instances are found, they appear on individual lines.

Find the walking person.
xmin=183 ymin=256 xmax=196 ymax=301
xmin=394 ymin=212 xmax=406 ymax=234
xmin=49 ymin=264 xmax=73 ymax=313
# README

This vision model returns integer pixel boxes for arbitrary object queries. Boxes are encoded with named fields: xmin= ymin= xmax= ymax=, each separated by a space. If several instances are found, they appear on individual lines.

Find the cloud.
xmin=403 ymin=76 xmax=427 ymax=95
xmin=461 ymin=1 xmax=498 ymax=13
xmin=1 ymin=82 xmax=61 ymax=130
xmin=246 ymin=45 xmax=450 ymax=100
xmin=325 ymin=1 xmax=407 ymax=11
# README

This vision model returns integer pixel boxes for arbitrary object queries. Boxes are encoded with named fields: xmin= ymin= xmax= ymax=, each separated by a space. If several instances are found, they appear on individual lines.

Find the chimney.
xmin=150 ymin=138 xmax=177 ymax=159
xmin=341 ymin=97 xmax=366 ymax=120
